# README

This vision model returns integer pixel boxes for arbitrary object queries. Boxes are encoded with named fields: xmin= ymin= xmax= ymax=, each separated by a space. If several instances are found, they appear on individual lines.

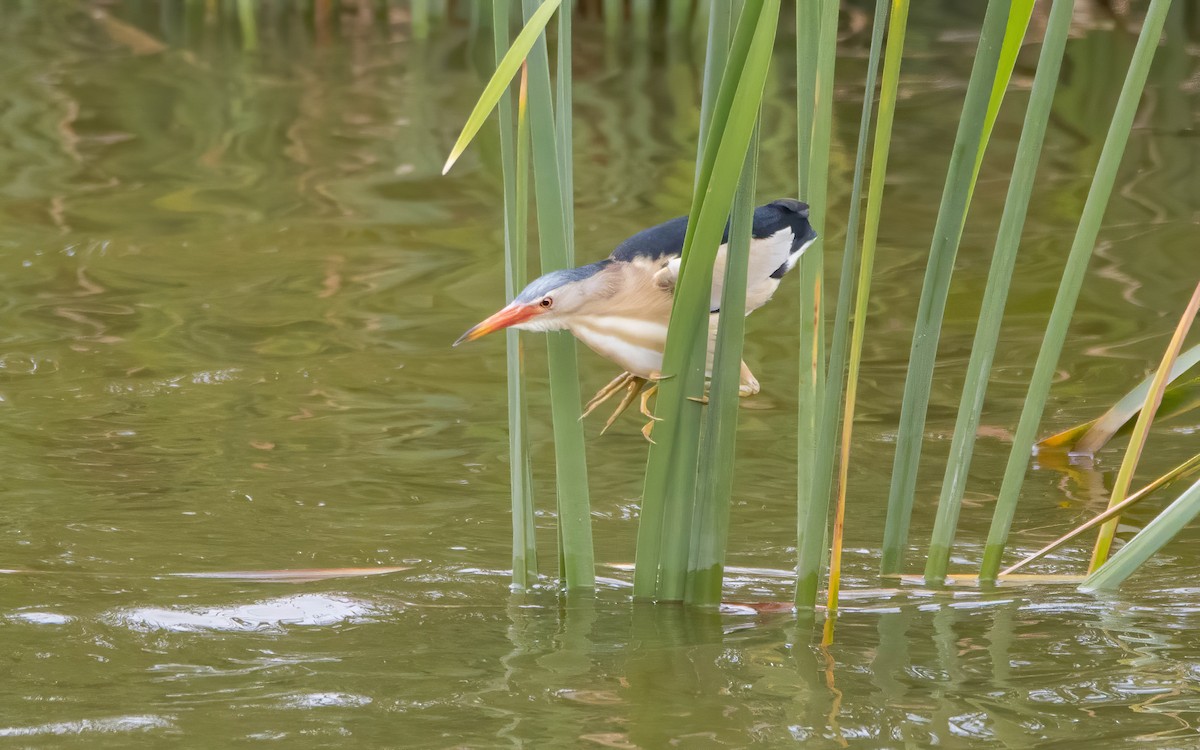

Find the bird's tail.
xmin=768 ymin=198 xmax=810 ymax=218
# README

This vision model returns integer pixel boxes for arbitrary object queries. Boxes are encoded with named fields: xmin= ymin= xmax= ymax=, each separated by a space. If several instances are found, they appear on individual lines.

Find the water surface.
xmin=1 ymin=3 xmax=1199 ymax=747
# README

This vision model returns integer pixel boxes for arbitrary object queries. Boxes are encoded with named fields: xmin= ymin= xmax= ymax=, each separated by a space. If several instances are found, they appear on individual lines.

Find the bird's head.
xmin=454 ymin=261 xmax=612 ymax=346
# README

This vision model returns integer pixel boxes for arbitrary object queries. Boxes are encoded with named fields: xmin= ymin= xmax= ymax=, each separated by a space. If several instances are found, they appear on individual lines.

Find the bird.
xmin=454 ymin=198 xmax=818 ymax=438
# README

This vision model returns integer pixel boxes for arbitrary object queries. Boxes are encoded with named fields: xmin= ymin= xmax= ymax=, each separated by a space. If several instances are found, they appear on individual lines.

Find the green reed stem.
xmin=662 ymin=0 xmax=778 ymax=602
xmin=412 ymin=0 xmax=430 ymax=38
xmin=685 ymin=123 xmax=760 ymax=607
xmin=632 ymin=0 xmax=652 ymax=39
xmin=923 ymin=0 xmax=1071 ymax=584
xmin=604 ymin=0 xmax=622 ymax=37
xmin=879 ymin=0 xmax=1011 ymax=576
xmin=793 ymin=0 xmax=820 ymax=586
xmin=521 ymin=0 xmax=594 ymax=590
xmin=793 ymin=0 xmax=837 ymax=609
xmin=635 ymin=0 xmax=737 ymax=600
xmin=980 ymin=0 xmax=1174 ymax=580
xmin=556 ymin=1 xmax=574 ymax=244
xmin=696 ymin=0 xmax=733 ymax=174
xmin=824 ymin=0 xmax=892 ymax=627
xmin=634 ymin=0 xmax=779 ymax=601
xmin=493 ymin=0 xmax=538 ymax=589
xmin=236 ymin=0 xmax=258 ymax=51
xmin=668 ymin=0 xmax=692 ymax=35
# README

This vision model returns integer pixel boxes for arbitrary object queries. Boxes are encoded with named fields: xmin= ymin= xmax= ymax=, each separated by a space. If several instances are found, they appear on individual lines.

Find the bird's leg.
xmin=600 ymin=377 xmax=648 ymax=436
xmin=581 ymin=371 xmax=636 ymax=420
xmin=689 ymin=361 xmax=761 ymax=405
xmin=739 ymin=361 xmax=760 ymax=398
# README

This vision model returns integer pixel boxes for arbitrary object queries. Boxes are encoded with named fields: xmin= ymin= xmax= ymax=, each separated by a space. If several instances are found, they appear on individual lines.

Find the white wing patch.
xmin=779 ymin=233 xmax=816 ymax=277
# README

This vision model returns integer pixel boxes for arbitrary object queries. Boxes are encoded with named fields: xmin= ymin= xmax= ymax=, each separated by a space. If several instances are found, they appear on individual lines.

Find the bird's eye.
xmin=540 ymin=297 xmax=553 ymax=308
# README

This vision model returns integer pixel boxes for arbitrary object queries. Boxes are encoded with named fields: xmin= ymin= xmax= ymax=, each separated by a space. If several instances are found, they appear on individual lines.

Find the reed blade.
xmin=521 ymin=0 xmax=594 ymax=591
xmin=1040 ymin=343 xmax=1200 ymax=453
xmin=980 ymin=0 xmax=1175 ymax=580
xmin=1089 ymin=281 xmax=1200 ymax=571
xmin=880 ymin=0 xmax=1014 ymax=576
xmin=443 ymin=0 xmax=562 ymax=175
xmin=923 ymin=0 xmax=1071 ymax=584
xmin=973 ymin=0 xmax=1036 ymax=185
xmin=793 ymin=0 xmax=837 ymax=610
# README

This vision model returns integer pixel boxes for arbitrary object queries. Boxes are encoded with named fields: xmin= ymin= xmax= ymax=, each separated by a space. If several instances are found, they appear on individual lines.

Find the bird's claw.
xmin=638 ymin=384 xmax=661 ymax=443
xmin=639 ymin=384 xmax=661 ymax=420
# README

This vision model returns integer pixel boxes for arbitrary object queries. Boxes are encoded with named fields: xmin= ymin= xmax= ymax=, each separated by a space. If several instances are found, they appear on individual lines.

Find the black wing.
xmin=607 ymin=199 xmax=813 ymax=265
xmin=609 ymin=215 xmax=690 ymax=263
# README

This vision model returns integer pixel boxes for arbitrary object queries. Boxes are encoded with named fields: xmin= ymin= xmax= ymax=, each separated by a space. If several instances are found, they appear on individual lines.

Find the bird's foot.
xmin=581 ymin=371 xmax=638 ymax=420
xmin=581 ymin=372 xmax=667 ymax=441
xmin=686 ymin=381 xmax=760 ymax=405
xmin=581 ymin=371 xmax=652 ymax=437
xmin=600 ymin=376 xmax=648 ymax=436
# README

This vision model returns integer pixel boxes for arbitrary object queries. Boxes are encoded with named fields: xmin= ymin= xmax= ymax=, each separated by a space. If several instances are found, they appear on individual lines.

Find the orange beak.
xmin=453 ymin=303 xmax=540 ymax=346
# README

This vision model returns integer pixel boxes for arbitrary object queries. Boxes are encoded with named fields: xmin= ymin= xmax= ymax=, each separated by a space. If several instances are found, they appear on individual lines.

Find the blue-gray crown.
xmin=514 ymin=261 xmax=609 ymax=303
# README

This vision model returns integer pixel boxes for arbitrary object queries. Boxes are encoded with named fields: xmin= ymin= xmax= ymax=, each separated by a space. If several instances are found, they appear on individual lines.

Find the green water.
xmin=2 ymin=3 xmax=1199 ymax=747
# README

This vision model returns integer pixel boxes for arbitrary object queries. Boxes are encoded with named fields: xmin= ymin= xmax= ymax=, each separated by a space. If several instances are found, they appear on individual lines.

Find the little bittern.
xmin=455 ymin=199 xmax=817 ymax=438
